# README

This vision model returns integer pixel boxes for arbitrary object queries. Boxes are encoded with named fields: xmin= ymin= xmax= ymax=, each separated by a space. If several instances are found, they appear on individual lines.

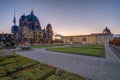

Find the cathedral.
xmin=62 ymin=27 xmax=113 ymax=45
xmin=11 ymin=9 xmax=53 ymax=44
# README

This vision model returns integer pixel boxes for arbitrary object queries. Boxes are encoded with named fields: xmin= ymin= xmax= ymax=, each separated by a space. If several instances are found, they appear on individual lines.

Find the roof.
xmin=27 ymin=14 xmax=39 ymax=22
xmin=62 ymin=34 xmax=91 ymax=38
xmin=91 ymin=33 xmax=113 ymax=36
xmin=21 ymin=14 xmax=26 ymax=19
xmin=46 ymin=23 xmax=52 ymax=29
xmin=20 ymin=10 xmax=40 ymax=22
xmin=62 ymin=33 xmax=113 ymax=38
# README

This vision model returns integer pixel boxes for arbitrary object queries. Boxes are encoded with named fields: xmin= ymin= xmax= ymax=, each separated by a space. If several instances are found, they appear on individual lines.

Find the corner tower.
xmin=46 ymin=23 xmax=53 ymax=43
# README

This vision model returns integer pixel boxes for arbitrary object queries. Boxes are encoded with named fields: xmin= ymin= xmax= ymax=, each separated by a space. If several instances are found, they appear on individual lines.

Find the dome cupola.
xmin=102 ymin=27 xmax=111 ymax=34
xmin=46 ymin=23 xmax=52 ymax=30
xmin=26 ymin=9 xmax=39 ymax=22
xmin=21 ymin=13 xmax=26 ymax=19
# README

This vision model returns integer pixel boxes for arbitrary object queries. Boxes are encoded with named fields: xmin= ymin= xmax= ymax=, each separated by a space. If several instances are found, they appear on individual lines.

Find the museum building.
xmin=62 ymin=27 xmax=113 ymax=45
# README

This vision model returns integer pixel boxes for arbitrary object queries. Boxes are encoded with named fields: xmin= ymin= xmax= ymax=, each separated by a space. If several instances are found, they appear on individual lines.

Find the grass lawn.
xmin=32 ymin=44 xmax=64 ymax=48
xmin=0 ymin=55 xmax=85 ymax=80
xmin=32 ymin=45 xmax=49 ymax=48
xmin=47 ymin=45 xmax=105 ymax=57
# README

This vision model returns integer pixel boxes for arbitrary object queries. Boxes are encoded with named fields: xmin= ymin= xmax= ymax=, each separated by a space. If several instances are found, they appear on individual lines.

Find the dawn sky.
xmin=0 ymin=0 xmax=120 ymax=36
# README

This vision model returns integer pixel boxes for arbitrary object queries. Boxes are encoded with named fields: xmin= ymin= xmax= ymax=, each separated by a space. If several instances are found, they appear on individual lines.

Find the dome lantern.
xmin=31 ymin=9 xmax=34 ymax=15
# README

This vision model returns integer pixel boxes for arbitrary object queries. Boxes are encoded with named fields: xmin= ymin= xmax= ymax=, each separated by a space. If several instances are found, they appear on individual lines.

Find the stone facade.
xmin=62 ymin=27 xmax=113 ymax=45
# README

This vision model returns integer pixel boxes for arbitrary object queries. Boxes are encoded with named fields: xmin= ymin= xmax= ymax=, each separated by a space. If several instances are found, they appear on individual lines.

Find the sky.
xmin=0 ymin=0 xmax=120 ymax=36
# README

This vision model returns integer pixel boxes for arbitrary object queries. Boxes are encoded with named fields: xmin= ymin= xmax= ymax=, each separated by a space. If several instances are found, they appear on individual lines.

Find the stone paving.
xmin=105 ymin=45 xmax=120 ymax=63
xmin=0 ymin=49 xmax=15 ymax=56
xmin=16 ymin=45 xmax=120 ymax=80
xmin=110 ymin=46 xmax=120 ymax=60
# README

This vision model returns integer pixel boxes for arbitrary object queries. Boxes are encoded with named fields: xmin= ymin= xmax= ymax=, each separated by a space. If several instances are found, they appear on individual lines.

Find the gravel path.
xmin=16 ymin=46 xmax=120 ymax=80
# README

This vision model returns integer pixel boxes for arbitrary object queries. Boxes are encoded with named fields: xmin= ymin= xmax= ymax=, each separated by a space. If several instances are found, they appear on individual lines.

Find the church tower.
xmin=46 ymin=23 xmax=53 ymax=43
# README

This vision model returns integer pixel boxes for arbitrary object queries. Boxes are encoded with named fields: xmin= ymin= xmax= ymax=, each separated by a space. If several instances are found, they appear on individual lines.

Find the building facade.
xmin=62 ymin=27 xmax=113 ymax=45
xmin=11 ymin=9 xmax=53 ymax=44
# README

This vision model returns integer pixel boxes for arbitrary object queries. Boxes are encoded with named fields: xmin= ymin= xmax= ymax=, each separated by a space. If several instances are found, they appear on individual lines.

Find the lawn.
xmin=0 ymin=55 xmax=85 ymax=80
xmin=32 ymin=44 xmax=64 ymax=48
xmin=32 ymin=45 xmax=49 ymax=48
xmin=47 ymin=45 xmax=105 ymax=57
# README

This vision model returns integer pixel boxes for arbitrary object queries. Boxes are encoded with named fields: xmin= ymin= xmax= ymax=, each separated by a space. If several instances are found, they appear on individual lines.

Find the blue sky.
xmin=0 ymin=0 xmax=120 ymax=35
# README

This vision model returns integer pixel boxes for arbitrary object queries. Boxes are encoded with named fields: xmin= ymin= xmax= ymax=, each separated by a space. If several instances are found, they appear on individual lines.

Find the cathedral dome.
xmin=21 ymin=14 xmax=26 ymax=19
xmin=27 ymin=14 xmax=39 ymax=22
xmin=26 ymin=10 xmax=39 ymax=22
xmin=103 ymin=27 xmax=111 ymax=34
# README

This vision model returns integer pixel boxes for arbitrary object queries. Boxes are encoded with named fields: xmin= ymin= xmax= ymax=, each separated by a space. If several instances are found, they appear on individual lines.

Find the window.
xmin=70 ymin=38 xmax=73 ymax=41
xmin=82 ymin=37 xmax=87 ymax=42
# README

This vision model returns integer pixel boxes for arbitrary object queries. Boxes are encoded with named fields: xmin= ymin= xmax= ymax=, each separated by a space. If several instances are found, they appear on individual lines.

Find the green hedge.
xmin=46 ymin=75 xmax=61 ymax=80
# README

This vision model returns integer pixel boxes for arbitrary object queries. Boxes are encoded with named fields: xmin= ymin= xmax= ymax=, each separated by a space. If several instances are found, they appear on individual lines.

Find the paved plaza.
xmin=16 ymin=45 xmax=120 ymax=80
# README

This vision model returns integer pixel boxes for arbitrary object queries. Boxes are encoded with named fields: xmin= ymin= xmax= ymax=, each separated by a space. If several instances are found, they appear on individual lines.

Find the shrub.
xmin=0 ymin=55 xmax=85 ymax=80
xmin=46 ymin=75 xmax=61 ymax=80
xmin=0 ymin=70 xmax=6 ymax=77
xmin=13 ymin=72 xmax=36 ymax=80
xmin=0 ymin=77 xmax=12 ymax=80
xmin=57 ymin=70 xmax=84 ymax=80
